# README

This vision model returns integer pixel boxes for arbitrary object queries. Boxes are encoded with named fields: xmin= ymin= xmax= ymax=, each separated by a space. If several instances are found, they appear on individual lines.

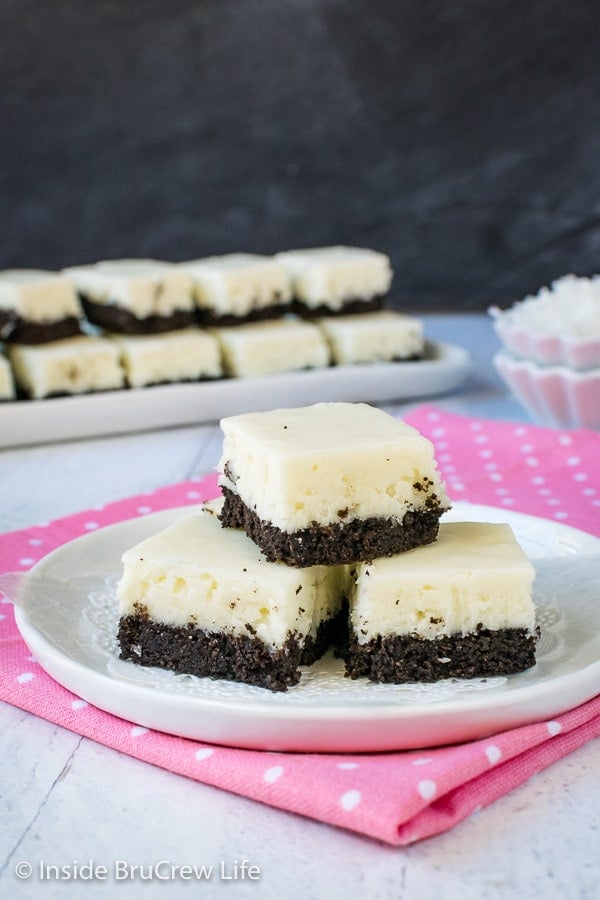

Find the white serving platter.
xmin=5 ymin=502 xmax=600 ymax=753
xmin=0 ymin=340 xmax=470 ymax=448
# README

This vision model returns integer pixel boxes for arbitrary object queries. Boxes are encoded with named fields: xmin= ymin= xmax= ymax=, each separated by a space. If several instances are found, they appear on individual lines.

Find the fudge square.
xmin=0 ymin=269 xmax=83 ymax=344
xmin=218 ymin=402 xmax=450 ymax=567
xmin=344 ymin=522 xmax=538 ymax=683
xmin=117 ymin=502 xmax=346 ymax=691
xmin=276 ymin=245 xmax=393 ymax=316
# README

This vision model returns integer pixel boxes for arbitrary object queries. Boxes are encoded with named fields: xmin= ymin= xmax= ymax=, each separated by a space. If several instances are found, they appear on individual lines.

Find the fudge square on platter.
xmin=7 ymin=336 xmax=124 ymax=399
xmin=344 ymin=522 xmax=538 ymax=683
xmin=316 ymin=310 xmax=425 ymax=365
xmin=275 ymin=245 xmax=393 ymax=316
xmin=117 ymin=501 xmax=347 ymax=691
xmin=218 ymin=402 xmax=450 ymax=567
xmin=180 ymin=253 xmax=292 ymax=325
xmin=0 ymin=269 xmax=83 ymax=344
xmin=65 ymin=259 xmax=196 ymax=334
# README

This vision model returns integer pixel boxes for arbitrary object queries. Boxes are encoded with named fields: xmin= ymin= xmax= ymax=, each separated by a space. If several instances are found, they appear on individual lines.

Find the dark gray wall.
xmin=2 ymin=0 xmax=599 ymax=310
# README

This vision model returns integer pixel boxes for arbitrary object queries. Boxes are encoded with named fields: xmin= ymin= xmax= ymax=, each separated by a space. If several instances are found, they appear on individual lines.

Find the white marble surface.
xmin=1 ymin=315 xmax=598 ymax=900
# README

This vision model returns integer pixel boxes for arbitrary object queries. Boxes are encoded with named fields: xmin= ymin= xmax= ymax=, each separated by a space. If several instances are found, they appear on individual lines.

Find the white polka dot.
xmin=485 ymin=745 xmax=502 ymax=765
xmin=532 ymin=476 xmax=545 ymax=485
xmin=443 ymin=465 xmax=456 ymax=474
xmin=71 ymin=699 xmax=88 ymax=711
xmin=470 ymin=421 xmax=483 ymax=431
xmin=17 ymin=672 xmax=35 ymax=684
xmin=84 ymin=522 xmax=99 ymax=531
xmin=432 ymin=427 xmax=446 ymax=437
xmin=0 ymin=614 xmax=5 ymax=621
xmin=583 ymin=488 xmax=596 ymax=496
xmin=593 ymin=499 xmax=600 ymax=507
xmin=27 ymin=655 xmax=37 ymax=662
xmin=439 ymin=453 xmax=453 ymax=462
xmin=484 ymin=463 xmax=497 ymax=471
xmin=554 ymin=511 xmax=569 ymax=520
xmin=418 ymin=780 xmax=437 ymax=800
xmin=520 ymin=443 xmax=534 ymax=453
xmin=546 ymin=721 xmax=562 ymax=737
xmin=436 ymin=440 xmax=448 ymax=450
xmin=546 ymin=498 xmax=560 ymax=506
xmin=19 ymin=558 xmax=35 ymax=567
xmin=474 ymin=435 xmax=489 ymax=444
xmin=450 ymin=482 xmax=465 ymax=491
xmin=573 ymin=473 xmax=588 ymax=482
xmin=501 ymin=497 xmax=515 ymax=505
xmin=136 ymin=506 xmax=152 ymax=515
xmin=566 ymin=456 xmax=581 ymax=467
xmin=514 ymin=426 xmax=527 ymax=436
xmin=340 ymin=790 xmax=362 ymax=811
xmin=538 ymin=488 xmax=552 ymax=496
xmin=194 ymin=748 xmax=215 ymax=761
xmin=28 ymin=538 xmax=43 ymax=546
xmin=558 ymin=434 xmax=572 ymax=446
xmin=428 ymin=411 xmax=440 ymax=421
xmin=130 ymin=726 xmax=148 ymax=738
xmin=187 ymin=490 xmax=201 ymax=500
xmin=525 ymin=457 xmax=539 ymax=467
xmin=263 ymin=765 xmax=284 ymax=784
xmin=495 ymin=488 xmax=508 ymax=496
xmin=489 ymin=473 xmax=503 ymax=482
xmin=337 ymin=762 xmax=359 ymax=770
xmin=479 ymin=449 xmax=493 ymax=459
xmin=412 ymin=757 xmax=432 ymax=766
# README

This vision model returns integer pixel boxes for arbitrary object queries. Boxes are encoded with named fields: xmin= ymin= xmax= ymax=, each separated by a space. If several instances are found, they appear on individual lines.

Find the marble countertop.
xmin=1 ymin=315 xmax=598 ymax=900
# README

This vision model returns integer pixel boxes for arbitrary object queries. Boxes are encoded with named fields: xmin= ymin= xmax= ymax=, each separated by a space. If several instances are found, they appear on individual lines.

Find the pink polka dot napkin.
xmin=1 ymin=406 xmax=599 ymax=846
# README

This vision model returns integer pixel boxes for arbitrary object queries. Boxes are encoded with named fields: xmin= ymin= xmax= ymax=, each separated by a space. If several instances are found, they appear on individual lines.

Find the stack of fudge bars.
xmin=0 ymin=247 xmax=425 ymax=400
xmin=117 ymin=402 xmax=538 ymax=691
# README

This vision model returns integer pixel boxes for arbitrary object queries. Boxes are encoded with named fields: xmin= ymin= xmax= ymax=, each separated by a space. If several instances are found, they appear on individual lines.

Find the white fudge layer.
xmin=111 ymin=329 xmax=222 ymax=388
xmin=350 ymin=522 xmax=536 ymax=643
xmin=181 ymin=254 xmax=291 ymax=316
xmin=218 ymin=402 xmax=450 ymax=531
xmin=8 ymin=336 xmax=124 ymax=399
xmin=65 ymin=260 xmax=194 ymax=318
xmin=0 ymin=355 xmax=16 ymax=400
xmin=276 ymin=246 xmax=393 ymax=310
xmin=0 ymin=270 xmax=82 ymax=322
xmin=117 ymin=502 xmax=345 ymax=649
xmin=316 ymin=311 xmax=424 ymax=364
xmin=210 ymin=319 xmax=329 ymax=377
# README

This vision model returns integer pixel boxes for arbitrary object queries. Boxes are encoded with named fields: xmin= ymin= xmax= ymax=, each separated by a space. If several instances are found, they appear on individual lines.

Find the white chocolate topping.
xmin=350 ymin=522 xmax=536 ymax=643
xmin=218 ymin=402 xmax=450 ymax=531
xmin=209 ymin=318 xmax=329 ymax=377
xmin=180 ymin=254 xmax=291 ymax=316
xmin=0 ymin=354 xmax=15 ymax=400
xmin=8 ymin=336 xmax=124 ymax=399
xmin=316 ymin=311 xmax=424 ymax=364
xmin=0 ymin=270 xmax=82 ymax=323
xmin=111 ymin=329 xmax=222 ymax=388
xmin=64 ymin=260 xmax=194 ymax=318
xmin=276 ymin=246 xmax=393 ymax=310
xmin=117 ymin=502 xmax=345 ymax=649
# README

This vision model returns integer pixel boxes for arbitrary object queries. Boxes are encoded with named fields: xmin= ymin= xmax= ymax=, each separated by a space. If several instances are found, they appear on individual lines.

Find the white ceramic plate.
xmin=5 ymin=503 xmax=600 ymax=753
xmin=1 ymin=340 xmax=470 ymax=448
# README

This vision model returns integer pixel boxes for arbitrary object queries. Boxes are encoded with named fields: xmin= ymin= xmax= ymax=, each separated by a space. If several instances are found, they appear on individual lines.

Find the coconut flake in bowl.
xmin=489 ymin=275 xmax=600 ymax=370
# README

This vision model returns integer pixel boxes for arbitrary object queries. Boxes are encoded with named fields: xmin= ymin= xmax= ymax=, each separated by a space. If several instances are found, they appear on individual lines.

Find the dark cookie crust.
xmin=80 ymin=296 xmax=196 ymax=334
xmin=219 ymin=486 xmax=444 ymax=567
xmin=0 ymin=309 xmax=15 ymax=340
xmin=118 ymin=608 xmax=344 ymax=692
xmin=343 ymin=626 xmax=538 ymax=683
xmin=8 ymin=316 xmax=82 ymax=344
xmin=293 ymin=295 xmax=386 ymax=318
xmin=196 ymin=299 xmax=292 ymax=327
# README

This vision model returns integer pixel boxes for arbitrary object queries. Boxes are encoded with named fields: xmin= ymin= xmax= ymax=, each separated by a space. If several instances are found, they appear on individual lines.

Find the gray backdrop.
xmin=2 ymin=0 xmax=599 ymax=310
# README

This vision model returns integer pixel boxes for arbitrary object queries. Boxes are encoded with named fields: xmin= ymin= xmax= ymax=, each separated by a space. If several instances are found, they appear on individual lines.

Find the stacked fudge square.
xmin=117 ymin=402 xmax=538 ymax=691
xmin=0 ymin=269 xmax=124 ymax=400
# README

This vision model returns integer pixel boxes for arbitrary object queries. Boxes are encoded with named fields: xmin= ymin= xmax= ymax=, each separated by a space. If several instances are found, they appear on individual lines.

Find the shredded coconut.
xmin=491 ymin=275 xmax=600 ymax=338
